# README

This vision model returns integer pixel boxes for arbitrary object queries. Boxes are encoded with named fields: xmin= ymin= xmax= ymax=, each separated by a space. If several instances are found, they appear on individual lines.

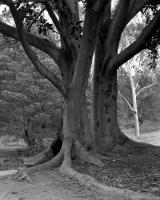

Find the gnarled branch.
xmin=127 ymin=0 xmax=150 ymax=22
xmin=0 ymin=21 xmax=62 ymax=66
xmin=8 ymin=2 xmax=66 ymax=98
xmin=106 ymin=0 xmax=130 ymax=53
xmin=44 ymin=2 xmax=70 ymax=50
xmin=108 ymin=10 xmax=160 ymax=75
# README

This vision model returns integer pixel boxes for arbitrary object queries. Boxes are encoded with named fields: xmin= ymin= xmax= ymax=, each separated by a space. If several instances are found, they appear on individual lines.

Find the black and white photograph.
xmin=0 ymin=1 xmax=160 ymax=199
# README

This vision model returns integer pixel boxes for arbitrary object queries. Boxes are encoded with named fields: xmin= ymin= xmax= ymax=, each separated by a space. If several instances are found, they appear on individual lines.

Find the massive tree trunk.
xmin=93 ymin=71 xmax=127 ymax=152
xmin=93 ymin=41 xmax=157 ymax=154
xmin=93 ymin=38 xmax=128 ymax=153
xmin=80 ymin=91 xmax=93 ymax=149
xmin=22 ymin=84 xmax=103 ymax=176
xmin=93 ymin=62 xmax=156 ymax=154
xmin=19 ymin=2 xmax=106 ymax=181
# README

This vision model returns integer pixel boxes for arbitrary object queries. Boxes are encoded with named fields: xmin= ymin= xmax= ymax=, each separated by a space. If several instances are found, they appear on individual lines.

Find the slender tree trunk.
xmin=128 ymin=71 xmax=140 ymax=137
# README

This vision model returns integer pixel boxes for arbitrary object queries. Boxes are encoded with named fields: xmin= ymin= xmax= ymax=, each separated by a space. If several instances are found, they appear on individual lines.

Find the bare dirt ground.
xmin=0 ymin=168 xmax=159 ymax=200
xmin=1 ymin=122 xmax=160 ymax=200
xmin=0 ymin=169 xmax=111 ymax=200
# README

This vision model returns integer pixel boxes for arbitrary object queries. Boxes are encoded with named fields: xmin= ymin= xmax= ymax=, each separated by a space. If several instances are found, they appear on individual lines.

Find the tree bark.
xmin=93 ymin=71 xmax=127 ymax=152
xmin=80 ymin=91 xmax=93 ymax=149
xmin=12 ymin=0 xmax=106 ymax=183
xmin=93 ymin=45 xmax=156 ymax=153
xmin=93 ymin=39 xmax=127 ymax=152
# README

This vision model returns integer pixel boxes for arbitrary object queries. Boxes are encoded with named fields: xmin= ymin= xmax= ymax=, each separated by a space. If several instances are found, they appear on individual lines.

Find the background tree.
xmin=118 ymin=61 xmax=160 ymax=130
xmin=0 ymin=35 xmax=62 ymax=152
xmin=118 ymin=52 xmax=159 ymax=137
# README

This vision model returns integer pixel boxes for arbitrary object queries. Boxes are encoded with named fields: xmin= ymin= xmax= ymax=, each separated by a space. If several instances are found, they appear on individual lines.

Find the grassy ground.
xmin=124 ymin=121 xmax=160 ymax=146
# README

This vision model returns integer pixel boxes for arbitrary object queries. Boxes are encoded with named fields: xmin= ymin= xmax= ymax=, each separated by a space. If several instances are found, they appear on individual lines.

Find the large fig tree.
xmin=0 ymin=0 xmax=107 ymax=181
xmin=1 ymin=0 xmax=160 ymax=183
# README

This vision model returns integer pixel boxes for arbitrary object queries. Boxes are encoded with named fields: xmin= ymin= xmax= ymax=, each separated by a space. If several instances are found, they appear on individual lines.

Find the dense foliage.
xmin=0 ymin=35 xmax=62 ymax=142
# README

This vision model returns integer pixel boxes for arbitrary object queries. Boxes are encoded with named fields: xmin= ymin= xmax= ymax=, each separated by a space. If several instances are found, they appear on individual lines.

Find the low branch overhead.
xmin=8 ymin=1 xmax=66 ymax=97
xmin=0 ymin=22 xmax=62 ymax=65
xmin=107 ymin=10 xmax=160 ymax=75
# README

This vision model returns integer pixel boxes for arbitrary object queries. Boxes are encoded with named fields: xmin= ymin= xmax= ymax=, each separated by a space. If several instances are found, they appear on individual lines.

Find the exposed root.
xmin=18 ymin=136 xmax=72 ymax=182
xmin=23 ymin=135 xmax=62 ymax=167
xmin=18 ymin=149 xmax=64 ymax=182
xmin=101 ymin=126 xmax=160 ymax=154
xmin=17 ymin=171 xmax=33 ymax=183
xmin=14 ymin=128 xmax=160 ymax=200
xmin=110 ymin=133 xmax=160 ymax=155
xmin=111 ymin=144 xmax=128 ymax=154
xmin=23 ymin=151 xmax=46 ymax=163
xmin=59 ymin=164 xmax=96 ymax=186
xmin=18 ymin=135 xmax=104 ymax=184
xmin=59 ymin=164 xmax=160 ymax=200
xmin=124 ymin=138 xmax=159 ymax=148
xmin=59 ymin=164 xmax=127 ymax=196
xmin=23 ymin=148 xmax=54 ymax=166
xmin=27 ymin=150 xmax=63 ymax=174
xmin=74 ymin=140 xmax=104 ymax=167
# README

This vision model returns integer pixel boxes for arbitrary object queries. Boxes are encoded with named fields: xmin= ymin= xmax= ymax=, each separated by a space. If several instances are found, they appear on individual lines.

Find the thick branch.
xmin=44 ymin=2 xmax=70 ymax=50
xmin=107 ymin=10 xmax=160 ymax=75
xmin=57 ymin=0 xmax=82 ymax=58
xmin=127 ymin=0 xmax=151 ymax=23
xmin=8 ymin=2 xmax=66 ymax=98
xmin=71 ymin=0 xmax=107 ymax=92
xmin=128 ymin=0 xmax=160 ymax=23
xmin=65 ymin=0 xmax=79 ymax=18
xmin=0 ymin=21 xmax=63 ymax=66
xmin=136 ymin=82 xmax=159 ymax=97
xmin=125 ymin=0 xmax=160 ymax=27
xmin=118 ymin=90 xmax=135 ymax=112
xmin=106 ymin=0 xmax=130 ymax=53
xmin=44 ymin=2 xmax=63 ymax=35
